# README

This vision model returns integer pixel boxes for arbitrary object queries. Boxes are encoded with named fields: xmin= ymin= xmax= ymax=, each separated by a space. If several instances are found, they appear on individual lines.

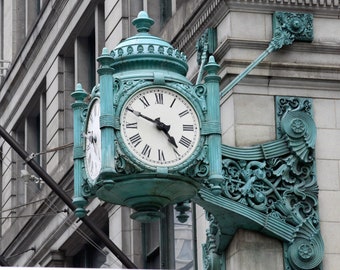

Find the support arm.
xmin=220 ymin=11 xmax=313 ymax=98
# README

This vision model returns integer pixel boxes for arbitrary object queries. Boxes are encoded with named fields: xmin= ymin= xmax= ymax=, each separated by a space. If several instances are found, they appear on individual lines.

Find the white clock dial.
xmin=85 ymin=98 xmax=101 ymax=180
xmin=120 ymin=87 xmax=200 ymax=167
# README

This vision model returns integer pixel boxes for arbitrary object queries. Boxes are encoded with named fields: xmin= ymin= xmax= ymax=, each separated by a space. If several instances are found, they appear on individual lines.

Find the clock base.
xmin=96 ymin=174 xmax=199 ymax=222
xmin=130 ymin=210 xmax=165 ymax=223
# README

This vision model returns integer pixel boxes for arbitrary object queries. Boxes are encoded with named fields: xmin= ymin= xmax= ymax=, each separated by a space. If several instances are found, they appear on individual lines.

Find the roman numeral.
xmin=179 ymin=136 xmax=191 ymax=148
xmin=183 ymin=124 xmax=194 ymax=131
xmin=178 ymin=110 xmax=189 ymax=117
xmin=155 ymin=93 xmax=163 ymax=104
xmin=141 ymin=144 xmax=151 ymax=157
xmin=170 ymin=98 xmax=176 ymax=108
xmin=126 ymin=122 xmax=137 ymax=129
xmin=129 ymin=133 xmax=142 ymax=147
xmin=139 ymin=96 xmax=150 ymax=108
xmin=158 ymin=149 xmax=165 ymax=161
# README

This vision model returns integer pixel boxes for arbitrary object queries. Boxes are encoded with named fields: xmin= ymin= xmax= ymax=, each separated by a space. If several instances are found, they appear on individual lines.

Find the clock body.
xmin=84 ymin=98 xmax=101 ymax=182
xmin=119 ymin=86 xmax=201 ymax=169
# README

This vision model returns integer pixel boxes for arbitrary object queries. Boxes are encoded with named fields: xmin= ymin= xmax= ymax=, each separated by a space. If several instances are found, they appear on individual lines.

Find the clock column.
xmin=71 ymin=83 xmax=88 ymax=218
xmin=97 ymin=48 xmax=116 ymax=187
xmin=204 ymin=56 xmax=223 ymax=195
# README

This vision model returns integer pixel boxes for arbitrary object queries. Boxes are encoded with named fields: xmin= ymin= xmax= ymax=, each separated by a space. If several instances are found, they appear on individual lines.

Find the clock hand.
xmin=126 ymin=107 xmax=177 ymax=147
xmin=154 ymin=118 xmax=178 ymax=148
xmin=126 ymin=107 xmax=172 ymax=133
xmin=167 ymin=135 xmax=178 ymax=148
xmin=173 ymin=147 xmax=181 ymax=157
xmin=126 ymin=107 xmax=160 ymax=125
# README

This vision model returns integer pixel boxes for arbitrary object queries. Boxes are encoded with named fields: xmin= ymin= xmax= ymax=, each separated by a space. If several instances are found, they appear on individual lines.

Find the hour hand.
xmin=155 ymin=118 xmax=177 ymax=148
xmin=167 ymin=135 xmax=178 ymax=148
xmin=154 ymin=118 xmax=170 ymax=133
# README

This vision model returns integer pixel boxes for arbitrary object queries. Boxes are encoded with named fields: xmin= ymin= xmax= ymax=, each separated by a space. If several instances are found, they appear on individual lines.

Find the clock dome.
xmin=110 ymin=11 xmax=189 ymax=81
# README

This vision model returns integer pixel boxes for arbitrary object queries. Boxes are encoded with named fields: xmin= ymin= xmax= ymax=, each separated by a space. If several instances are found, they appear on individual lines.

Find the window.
xmin=143 ymin=221 xmax=161 ymax=268
xmin=74 ymin=30 xmax=97 ymax=92
xmin=174 ymin=206 xmax=195 ymax=270
xmin=160 ymin=0 xmax=172 ymax=27
xmin=73 ymin=244 xmax=107 ymax=268
xmin=70 ymin=214 xmax=110 ymax=268
xmin=13 ymin=85 xmax=46 ymax=205
xmin=142 ymin=204 xmax=196 ymax=269
xmin=0 ymin=145 xmax=2 ymax=236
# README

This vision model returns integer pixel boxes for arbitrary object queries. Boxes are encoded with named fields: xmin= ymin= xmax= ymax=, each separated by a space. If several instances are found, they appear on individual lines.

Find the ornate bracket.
xmin=271 ymin=11 xmax=313 ymax=50
xmin=197 ymin=96 xmax=323 ymax=270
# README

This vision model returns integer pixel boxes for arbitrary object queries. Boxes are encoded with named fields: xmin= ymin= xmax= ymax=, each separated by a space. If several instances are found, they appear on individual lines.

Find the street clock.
xmin=72 ymin=11 xmax=222 ymax=222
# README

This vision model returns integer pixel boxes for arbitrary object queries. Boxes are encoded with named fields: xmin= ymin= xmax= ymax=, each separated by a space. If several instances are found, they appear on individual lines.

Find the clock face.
xmin=85 ymin=98 xmax=101 ymax=181
xmin=120 ymin=87 xmax=200 ymax=167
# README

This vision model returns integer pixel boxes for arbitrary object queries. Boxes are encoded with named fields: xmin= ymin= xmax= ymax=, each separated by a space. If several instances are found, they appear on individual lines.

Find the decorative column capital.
xmin=71 ymin=83 xmax=88 ymax=104
xmin=97 ymin=47 xmax=114 ymax=75
xmin=204 ymin=56 xmax=220 ymax=81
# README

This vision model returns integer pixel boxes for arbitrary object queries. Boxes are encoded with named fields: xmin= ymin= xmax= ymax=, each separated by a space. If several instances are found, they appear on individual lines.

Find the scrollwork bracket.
xmin=198 ymin=96 xmax=323 ymax=270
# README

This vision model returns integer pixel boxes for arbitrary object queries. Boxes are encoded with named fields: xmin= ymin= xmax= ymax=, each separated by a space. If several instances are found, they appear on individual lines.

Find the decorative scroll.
xmin=203 ymin=212 xmax=222 ymax=270
xmin=182 ymin=145 xmax=209 ymax=179
xmin=200 ymin=97 xmax=323 ymax=270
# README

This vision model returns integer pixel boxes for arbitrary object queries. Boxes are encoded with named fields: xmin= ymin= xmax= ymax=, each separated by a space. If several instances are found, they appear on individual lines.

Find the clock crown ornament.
xmin=110 ymin=11 xmax=188 ymax=82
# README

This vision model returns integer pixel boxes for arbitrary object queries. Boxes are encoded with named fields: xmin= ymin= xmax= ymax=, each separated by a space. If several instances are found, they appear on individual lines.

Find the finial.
xmin=204 ymin=56 xmax=220 ymax=75
xmin=71 ymin=83 xmax=88 ymax=101
xmin=132 ymin=11 xmax=154 ymax=33
xmin=101 ymin=47 xmax=109 ymax=55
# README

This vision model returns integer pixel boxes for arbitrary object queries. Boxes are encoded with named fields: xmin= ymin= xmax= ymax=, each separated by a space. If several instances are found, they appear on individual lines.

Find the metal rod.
xmin=219 ymin=45 xmax=274 ymax=98
xmin=0 ymin=125 xmax=138 ymax=269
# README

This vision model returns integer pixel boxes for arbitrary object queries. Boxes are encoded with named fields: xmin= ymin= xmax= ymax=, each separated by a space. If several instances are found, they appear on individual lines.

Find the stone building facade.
xmin=0 ymin=0 xmax=339 ymax=269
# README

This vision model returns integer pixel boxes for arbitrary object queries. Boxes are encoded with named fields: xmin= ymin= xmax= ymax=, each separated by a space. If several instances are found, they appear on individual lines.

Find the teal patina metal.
xmin=72 ymin=10 xmax=323 ymax=270
xmin=72 ymin=11 xmax=208 ymax=222
xmin=198 ymin=97 xmax=323 ymax=270
xmin=97 ymin=48 xmax=116 ymax=187
xmin=71 ymin=83 xmax=88 ymax=218
xmin=204 ymin=56 xmax=223 ymax=195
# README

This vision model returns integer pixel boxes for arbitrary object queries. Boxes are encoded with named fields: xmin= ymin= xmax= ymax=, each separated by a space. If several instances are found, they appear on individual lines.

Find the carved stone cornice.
xmin=162 ymin=0 xmax=227 ymax=58
xmin=226 ymin=0 xmax=340 ymax=17
xmin=164 ymin=0 xmax=340 ymax=69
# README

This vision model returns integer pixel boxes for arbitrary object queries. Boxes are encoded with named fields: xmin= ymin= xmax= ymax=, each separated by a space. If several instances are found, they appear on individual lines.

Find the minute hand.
xmin=127 ymin=107 xmax=156 ymax=124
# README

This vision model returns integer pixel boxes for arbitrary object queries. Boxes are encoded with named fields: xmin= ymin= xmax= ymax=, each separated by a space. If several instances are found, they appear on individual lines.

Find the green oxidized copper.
xmin=71 ymin=83 xmax=88 ymax=218
xmin=72 ymin=9 xmax=323 ymax=269
xmin=110 ymin=11 xmax=188 ymax=83
xmin=73 ymin=11 xmax=211 ymax=222
xmin=204 ymin=56 xmax=223 ymax=195
xmin=97 ymin=47 xmax=116 ymax=188
xmin=198 ymin=96 xmax=323 ymax=270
